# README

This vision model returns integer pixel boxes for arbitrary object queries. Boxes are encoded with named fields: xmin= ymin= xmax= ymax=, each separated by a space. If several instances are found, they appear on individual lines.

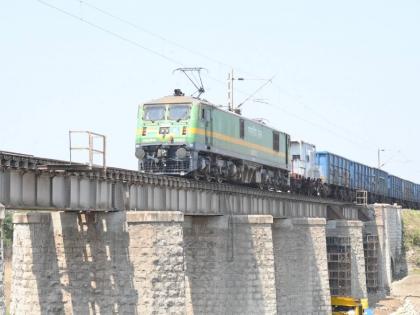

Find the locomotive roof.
xmin=143 ymin=94 xmax=289 ymax=135
xmin=143 ymin=95 xmax=211 ymax=105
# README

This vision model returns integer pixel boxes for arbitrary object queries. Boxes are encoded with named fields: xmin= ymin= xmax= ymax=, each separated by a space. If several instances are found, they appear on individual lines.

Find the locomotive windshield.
xmin=143 ymin=105 xmax=165 ymax=121
xmin=168 ymin=104 xmax=190 ymax=121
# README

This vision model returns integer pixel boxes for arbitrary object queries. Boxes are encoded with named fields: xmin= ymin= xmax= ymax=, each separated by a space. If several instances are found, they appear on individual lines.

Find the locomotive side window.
xmin=240 ymin=119 xmax=245 ymax=139
xmin=273 ymin=132 xmax=280 ymax=152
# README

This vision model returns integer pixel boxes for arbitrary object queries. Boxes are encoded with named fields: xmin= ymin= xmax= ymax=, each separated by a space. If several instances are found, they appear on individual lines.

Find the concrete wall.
xmin=273 ymin=218 xmax=331 ymax=314
xmin=326 ymin=220 xmax=367 ymax=299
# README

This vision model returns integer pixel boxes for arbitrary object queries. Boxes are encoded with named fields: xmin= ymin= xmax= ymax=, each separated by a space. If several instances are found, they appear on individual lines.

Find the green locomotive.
xmin=135 ymin=90 xmax=290 ymax=188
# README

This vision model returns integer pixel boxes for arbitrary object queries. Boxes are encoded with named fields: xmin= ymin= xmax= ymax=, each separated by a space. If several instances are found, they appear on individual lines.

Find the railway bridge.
xmin=0 ymin=151 xmax=405 ymax=314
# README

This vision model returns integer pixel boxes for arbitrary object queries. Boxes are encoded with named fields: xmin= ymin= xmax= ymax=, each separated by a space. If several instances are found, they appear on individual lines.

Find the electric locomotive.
xmin=135 ymin=89 xmax=290 ymax=189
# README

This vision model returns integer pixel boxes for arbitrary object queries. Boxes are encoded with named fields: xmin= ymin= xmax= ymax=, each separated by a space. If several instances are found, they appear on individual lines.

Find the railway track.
xmin=0 ymin=150 xmax=351 ymax=208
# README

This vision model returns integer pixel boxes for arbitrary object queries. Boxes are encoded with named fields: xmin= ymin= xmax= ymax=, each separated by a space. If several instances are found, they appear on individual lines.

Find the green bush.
xmin=402 ymin=210 xmax=420 ymax=251
xmin=2 ymin=211 xmax=13 ymax=247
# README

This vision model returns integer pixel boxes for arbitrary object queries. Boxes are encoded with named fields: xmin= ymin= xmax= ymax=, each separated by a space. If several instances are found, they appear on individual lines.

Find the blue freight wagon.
xmin=315 ymin=151 xmax=420 ymax=207
xmin=316 ymin=151 xmax=388 ymax=203
xmin=402 ymin=180 xmax=415 ymax=202
xmin=316 ymin=152 xmax=351 ymax=188
xmin=388 ymin=175 xmax=403 ymax=201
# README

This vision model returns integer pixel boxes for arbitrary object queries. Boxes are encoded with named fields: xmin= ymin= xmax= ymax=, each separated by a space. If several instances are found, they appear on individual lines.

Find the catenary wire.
xmin=37 ymin=0 xmax=385 ymax=152
xmin=71 ymin=0 xmax=376 ymax=148
xmin=36 ymin=0 xmax=263 ymax=100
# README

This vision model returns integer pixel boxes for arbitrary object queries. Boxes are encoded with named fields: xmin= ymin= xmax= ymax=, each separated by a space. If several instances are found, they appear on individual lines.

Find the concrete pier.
xmin=273 ymin=218 xmax=331 ymax=314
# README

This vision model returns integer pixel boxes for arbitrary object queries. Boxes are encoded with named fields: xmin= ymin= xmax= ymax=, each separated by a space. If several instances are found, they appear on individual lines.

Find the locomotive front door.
xmin=203 ymin=107 xmax=213 ymax=149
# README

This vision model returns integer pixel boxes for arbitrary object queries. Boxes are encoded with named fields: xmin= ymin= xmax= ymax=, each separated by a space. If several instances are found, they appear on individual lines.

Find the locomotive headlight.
xmin=135 ymin=147 xmax=145 ymax=159
xmin=175 ymin=147 xmax=187 ymax=159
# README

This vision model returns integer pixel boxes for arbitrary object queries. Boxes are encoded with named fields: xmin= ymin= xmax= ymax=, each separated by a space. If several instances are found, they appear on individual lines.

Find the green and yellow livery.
xmin=135 ymin=90 xmax=290 ymax=188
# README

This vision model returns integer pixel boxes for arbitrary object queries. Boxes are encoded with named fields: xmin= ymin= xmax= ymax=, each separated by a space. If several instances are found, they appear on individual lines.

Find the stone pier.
xmin=11 ymin=208 xmax=395 ymax=314
xmin=326 ymin=220 xmax=367 ymax=299
xmin=363 ymin=220 xmax=386 ymax=301
xmin=273 ymin=218 xmax=331 ymax=314
xmin=126 ymin=211 xmax=186 ymax=314
xmin=184 ymin=215 xmax=277 ymax=314
xmin=364 ymin=204 xmax=406 ymax=301
xmin=11 ymin=211 xmax=185 ymax=315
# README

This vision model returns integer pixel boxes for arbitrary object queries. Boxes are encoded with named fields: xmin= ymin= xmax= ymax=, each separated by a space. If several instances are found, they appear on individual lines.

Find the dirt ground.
xmin=373 ymin=273 xmax=420 ymax=315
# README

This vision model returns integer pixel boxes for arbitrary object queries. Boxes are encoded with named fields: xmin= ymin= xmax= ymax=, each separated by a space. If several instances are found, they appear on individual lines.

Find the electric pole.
xmin=227 ymin=69 xmax=234 ymax=112
xmin=378 ymin=148 xmax=385 ymax=169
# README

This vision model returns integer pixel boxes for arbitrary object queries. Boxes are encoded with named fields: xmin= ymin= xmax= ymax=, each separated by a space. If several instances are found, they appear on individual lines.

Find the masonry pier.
xmin=326 ymin=220 xmax=367 ymax=299
xmin=6 ymin=202 xmax=407 ymax=314
xmin=11 ymin=211 xmax=186 ymax=314
xmin=363 ymin=204 xmax=406 ymax=302
xmin=273 ymin=218 xmax=331 ymax=314
xmin=184 ymin=215 xmax=277 ymax=314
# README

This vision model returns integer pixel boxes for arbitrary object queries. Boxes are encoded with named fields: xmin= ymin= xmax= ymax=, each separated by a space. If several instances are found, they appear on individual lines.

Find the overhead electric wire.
xmin=273 ymin=85 xmax=373 ymax=146
xmin=237 ymin=76 xmax=275 ymax=108
xmin=37 ymin=0 xmax=385 ymax=152
xmin=75 ymin=0 xmax=264 ymax=80
xmin=254 ymin=99 xmax=372 ymax=150
xmin=35 ymin=0 xmax=253 ymax=99
xmin=70 ymin=0 xmax=375 ymax=148
xmin=36 ymin=0 xmax=183 ymax=66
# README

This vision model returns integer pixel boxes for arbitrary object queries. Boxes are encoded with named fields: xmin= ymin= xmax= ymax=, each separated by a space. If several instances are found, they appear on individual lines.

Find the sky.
xmin=1 ymin=0 xmax=420 ymax=182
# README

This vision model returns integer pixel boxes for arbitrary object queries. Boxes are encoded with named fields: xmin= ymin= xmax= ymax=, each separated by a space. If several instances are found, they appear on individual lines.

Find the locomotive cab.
xmin=135 ymin=92 xmax=201 ymax=175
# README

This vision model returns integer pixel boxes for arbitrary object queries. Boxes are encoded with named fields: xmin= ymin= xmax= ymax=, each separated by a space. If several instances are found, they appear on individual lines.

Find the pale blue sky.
xmin=1 ymin=0 xmax=420 ymax=182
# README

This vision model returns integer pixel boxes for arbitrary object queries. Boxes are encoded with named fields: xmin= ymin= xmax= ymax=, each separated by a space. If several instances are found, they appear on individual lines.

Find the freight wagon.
xmin=316 ymin=151 xmax=420 ymax=207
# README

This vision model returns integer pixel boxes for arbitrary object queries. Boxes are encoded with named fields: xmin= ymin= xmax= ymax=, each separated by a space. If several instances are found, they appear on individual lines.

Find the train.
xmin=290 ymin=142 xmax=420 ymax=208
xmin=135 ymin=89 xmax=420 ymax=209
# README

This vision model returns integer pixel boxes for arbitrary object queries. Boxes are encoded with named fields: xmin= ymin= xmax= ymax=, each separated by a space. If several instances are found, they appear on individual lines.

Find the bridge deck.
xmin=0 ymin=151 xmax=358 ymax=219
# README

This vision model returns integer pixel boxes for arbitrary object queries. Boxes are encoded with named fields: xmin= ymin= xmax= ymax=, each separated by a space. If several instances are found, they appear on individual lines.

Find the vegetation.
xmin=2 ymin=211 xmax=13 ymax=248
xmin=402 ymin=210 xmax=420 ymax=269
